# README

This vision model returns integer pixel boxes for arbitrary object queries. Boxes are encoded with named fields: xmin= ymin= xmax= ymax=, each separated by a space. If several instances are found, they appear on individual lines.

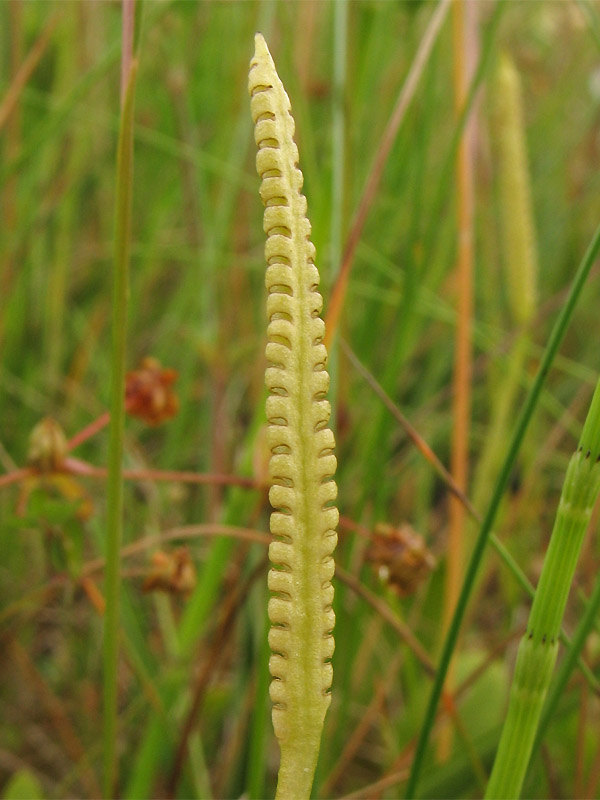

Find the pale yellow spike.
xmin=249 ymin=33 xmax=338 ymax=800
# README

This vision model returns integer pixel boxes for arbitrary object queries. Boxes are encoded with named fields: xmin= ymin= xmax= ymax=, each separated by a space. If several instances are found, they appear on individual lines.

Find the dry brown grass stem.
xmin=440 ymin=0 xmax=477 ymax=760
xmin=120 ymin=0 xmax=135 ymax=106
xmin=0 ymin=462 xmax=261 ymax=491
xmin=64 ymin=458 xmax=261 ymax=490
xmin=82 ymin=524 xmax=271 ymax=576
xmin=324 ymin=0 xmax=451 ymax=348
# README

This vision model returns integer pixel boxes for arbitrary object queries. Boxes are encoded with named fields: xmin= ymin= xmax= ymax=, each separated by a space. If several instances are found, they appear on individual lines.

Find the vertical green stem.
xmin=531 ymin=543 xmax=600 ymax=764
xmin=327 ymin=0 xmax=348 ymax=432
xmin=103 ymin=48 xmax=138 ymax=800
xmin=486 ymin=378 xmax=600 ymax=799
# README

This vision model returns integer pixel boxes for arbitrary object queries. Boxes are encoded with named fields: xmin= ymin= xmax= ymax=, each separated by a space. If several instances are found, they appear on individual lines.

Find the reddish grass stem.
xmin=440 ymin=0 xmax=477 ymax=760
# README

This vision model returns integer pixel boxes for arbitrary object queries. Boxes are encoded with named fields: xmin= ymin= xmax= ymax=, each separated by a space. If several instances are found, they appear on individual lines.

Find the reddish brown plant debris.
xmin=366 ymin=523 xmax=436 ymax=597
xmin=125 ymin=357 xmax=179 ymax=426
xmin=142 ymin=547 xmax=196 ymax=595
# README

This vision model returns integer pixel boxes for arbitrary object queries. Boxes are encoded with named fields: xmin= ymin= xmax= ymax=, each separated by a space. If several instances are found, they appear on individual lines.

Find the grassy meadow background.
xmin=2 ymin=1 xmax=600 ymax=798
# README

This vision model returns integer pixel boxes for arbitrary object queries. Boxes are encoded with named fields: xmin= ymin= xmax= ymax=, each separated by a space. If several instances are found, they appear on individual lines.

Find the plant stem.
xmin=528 ymin=504 xmax=600 ymax=771
xmin=441 ymin=0 xmax=476 ymax=759
xmin=486 ymin=377 xmax=600 ymax=799
xmin=102 ymin=25 xmax=138 ymax=796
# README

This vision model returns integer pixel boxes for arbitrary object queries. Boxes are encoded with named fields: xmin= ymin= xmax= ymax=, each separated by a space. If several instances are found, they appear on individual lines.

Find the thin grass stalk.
xmin=485 ymin=377 xmax=600 ymax=798
xmin=405 ymin=222 xmax=600 ymax=798
xmin=249 ymin=34 xmax=338 ymax=799
xmin=102 ymin=7 xmax=138 ymax=790
xmin=331 ymin=0 xmax=348 ymax=292
xmin=327 ymin=0 xmax=348 ymax=434
xmin=441 ymin=0 xmax=476 ymax=760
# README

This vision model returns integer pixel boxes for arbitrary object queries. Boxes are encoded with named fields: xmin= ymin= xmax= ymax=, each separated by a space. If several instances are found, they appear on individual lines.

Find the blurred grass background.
xmin=2 ymin=1 xmax=600 ymax=798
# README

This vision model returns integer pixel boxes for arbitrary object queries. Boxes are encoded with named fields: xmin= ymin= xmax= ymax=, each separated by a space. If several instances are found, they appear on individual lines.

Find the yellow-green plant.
xmin=248 ymin=34 xmax=338 ymax=800
xmin=493 ymin=51 xmax=538 ymax=329
xmin=473 ymin=51 xmax=539 ymax=514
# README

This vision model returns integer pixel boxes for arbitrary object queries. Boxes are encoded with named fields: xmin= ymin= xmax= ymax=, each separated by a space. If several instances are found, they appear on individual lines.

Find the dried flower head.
xmin=366 ymin=523 xmax=436 ymax=597
xmin=142 ymin=547 xmax=196 ymax=595
xmin=125 ymin=357 xmax=179 ymax=426
xmin=27 ymin=418 xmax=69 ymax=472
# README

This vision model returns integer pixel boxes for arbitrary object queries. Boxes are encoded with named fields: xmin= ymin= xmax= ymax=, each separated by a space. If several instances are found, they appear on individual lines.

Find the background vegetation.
xmin=2 ymin=1 xmax=600 ymax=798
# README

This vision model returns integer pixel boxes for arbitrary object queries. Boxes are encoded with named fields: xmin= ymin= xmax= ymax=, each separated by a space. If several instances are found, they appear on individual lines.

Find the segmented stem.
xmin=486 ymin=378 xmax=600 ymax=799
xmin=249 ymin=34 xmax=338 ymax=800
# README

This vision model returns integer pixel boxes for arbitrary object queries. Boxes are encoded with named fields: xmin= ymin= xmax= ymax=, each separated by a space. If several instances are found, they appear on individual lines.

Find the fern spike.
xmin=249 ymin=34 xmax=338 ymax=800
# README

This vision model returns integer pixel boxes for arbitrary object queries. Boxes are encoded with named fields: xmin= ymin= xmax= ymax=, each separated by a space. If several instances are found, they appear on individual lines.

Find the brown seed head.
xmin=125 ymin=357 xmax=179 ymax=426
xmin=27 ymin=417 xmax=69 ymax=472
xmin=366 ymin=523 xmax=436 ymax=597
xmin=142 ymin=547 xmax=196 ymax=595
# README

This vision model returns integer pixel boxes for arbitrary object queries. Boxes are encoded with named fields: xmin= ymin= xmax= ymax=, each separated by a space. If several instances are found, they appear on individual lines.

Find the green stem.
xmin=486 ymin=378 xmax=600 ymax=798
xmin=530 ymin=547 xmax=600 ymax=766
xmin=405 ymin=222 xmax=600 ymax=798
xmin=102 ymin=59 xmax=138 ymax=798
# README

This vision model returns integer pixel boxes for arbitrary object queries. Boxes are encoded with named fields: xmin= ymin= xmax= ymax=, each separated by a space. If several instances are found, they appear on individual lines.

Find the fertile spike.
xmin=249 ymin=33 xmax=338 ymax=799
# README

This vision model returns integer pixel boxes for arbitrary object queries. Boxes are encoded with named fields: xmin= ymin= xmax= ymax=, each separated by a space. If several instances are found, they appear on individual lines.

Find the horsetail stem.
xmin=485 ymin=378 xmax=600 ymax=799
xmin=249 ymin=34 xmax=338 ymax=800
